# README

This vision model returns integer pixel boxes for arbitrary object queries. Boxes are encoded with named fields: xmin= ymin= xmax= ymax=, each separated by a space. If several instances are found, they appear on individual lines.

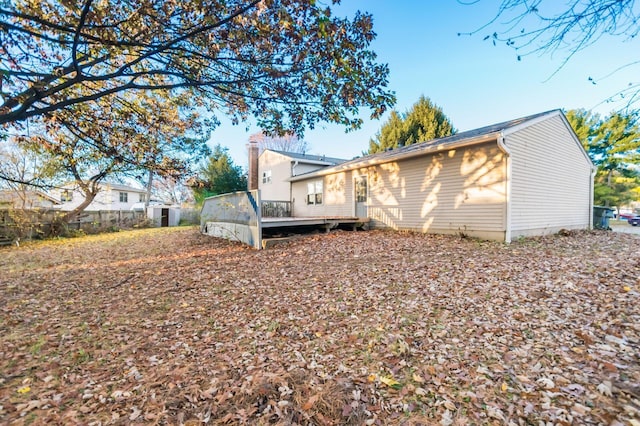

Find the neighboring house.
xmin=0 ymin=190 xmax=61 ymax=210
xmin=258 ymin=150 xmax=347 ymax=202
xmin=51 ymin=183 xmax=148 ymax=212
xmin=286 ymin=110 xmax=595 ymax=242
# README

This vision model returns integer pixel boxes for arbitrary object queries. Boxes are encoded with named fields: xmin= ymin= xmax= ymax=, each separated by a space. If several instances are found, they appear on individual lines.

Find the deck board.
xmin=261 ymin=216 xmax=368 ymax=228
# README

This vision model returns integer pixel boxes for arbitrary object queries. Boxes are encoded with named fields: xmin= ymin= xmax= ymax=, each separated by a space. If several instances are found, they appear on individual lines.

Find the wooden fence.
xmin=0 ymin=209 xmax=147 ymax=243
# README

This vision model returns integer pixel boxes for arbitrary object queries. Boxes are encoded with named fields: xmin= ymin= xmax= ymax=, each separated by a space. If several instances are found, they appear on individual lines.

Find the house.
xmin=51 ymin=183 xmax=148 ymax=212
xmin=0 ymin=189 xmax=61 ymax=210
xmin=284 ymin=109 xmax=595 ymax=242
xmin=256 ymin=149 xmax=347 ymax=202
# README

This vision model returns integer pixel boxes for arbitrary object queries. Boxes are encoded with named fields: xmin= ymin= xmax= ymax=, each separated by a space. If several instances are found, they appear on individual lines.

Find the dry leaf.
xmin=597 ymin=381 xmax=613 ymax=397
xmin=1 ymin=227 xmax=638 ymax=425
xmin=302 ymin=394 xmax=319 ymax=411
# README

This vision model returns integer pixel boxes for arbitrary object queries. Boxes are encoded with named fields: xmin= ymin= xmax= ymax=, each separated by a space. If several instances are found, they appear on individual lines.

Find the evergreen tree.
xmin=368 ymin=96 xmax=455 ymax=154
xmin=566 ymin=109 xmax=640 ymax=209
xmin=193 ymin=145 xmax=247 ymax=205
xmin=367 ymin=111 xmax=404 ymax=154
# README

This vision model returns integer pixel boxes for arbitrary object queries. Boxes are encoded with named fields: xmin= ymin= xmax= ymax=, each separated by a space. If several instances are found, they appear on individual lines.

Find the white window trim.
xmin=262 ymin=170 xmax=272 ymax=184
xmin=306 ymin=180 xmax=323 ymax=205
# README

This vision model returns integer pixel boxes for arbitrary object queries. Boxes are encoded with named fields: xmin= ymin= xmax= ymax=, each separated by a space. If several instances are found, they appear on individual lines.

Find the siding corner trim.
xmin=497 ymin=133 xmax=512 ymax=243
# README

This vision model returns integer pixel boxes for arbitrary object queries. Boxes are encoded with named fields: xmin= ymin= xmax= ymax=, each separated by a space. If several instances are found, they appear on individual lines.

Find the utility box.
xmin=593 ymin=206 xmax=614 ymax=230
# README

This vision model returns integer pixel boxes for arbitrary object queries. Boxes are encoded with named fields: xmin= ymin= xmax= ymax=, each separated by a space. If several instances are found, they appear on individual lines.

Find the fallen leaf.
xmin=597 ymin=381 xmax=613 ymax=397
xmin=130 ymin=406 xmax=141 ymax=421
xmin=302 ymin=394 xmax=319 ymax=411
xmin=412 ymin=373 xmax=425 ymax=383
xmin=380 ymin=375 xmax=402 ymax=389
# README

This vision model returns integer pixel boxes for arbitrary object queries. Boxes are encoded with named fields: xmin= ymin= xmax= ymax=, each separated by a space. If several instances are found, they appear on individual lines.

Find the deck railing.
xmin=261 ymin=200 xmax=291 ymax=218
xmin=200 ymin=190 xmax=262 ymax=249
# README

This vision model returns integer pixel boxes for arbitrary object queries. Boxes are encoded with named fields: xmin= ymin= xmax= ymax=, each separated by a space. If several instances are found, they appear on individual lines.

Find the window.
xmin=60 ymin=190 xmax=73 ymax=203
xmin=262 ymin=170 xmax=272 ymax=184
xmin=306 ymin=180 xmax=323 ymax=205
xmin=119 ymin=192 xmax=128 ymax=203
xmin=139 ymin=193 xmax=146 ymax=202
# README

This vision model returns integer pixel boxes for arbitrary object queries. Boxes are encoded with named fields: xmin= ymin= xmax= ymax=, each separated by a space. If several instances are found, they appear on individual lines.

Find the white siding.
xmin=53 ymin=185 xmax=144 ymax=211
xmin=294 ymin=163 xmax=326 ymax=176
xmin=258 ymin=151 xmax=337 ymax=202
xmin=506 ymin=115 xmax=592 ymax=238
xmin=292 ymin=143 xmax=508 ymax=240
xmin=258 ymin=151 xmax=293 ymax=201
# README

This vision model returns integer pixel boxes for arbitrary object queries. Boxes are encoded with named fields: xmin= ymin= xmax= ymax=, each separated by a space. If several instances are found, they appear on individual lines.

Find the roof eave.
xmin=289 ymin=133 xmax=500 ymax=182
xmin=290 ymin=159 xmax=339 ymax=166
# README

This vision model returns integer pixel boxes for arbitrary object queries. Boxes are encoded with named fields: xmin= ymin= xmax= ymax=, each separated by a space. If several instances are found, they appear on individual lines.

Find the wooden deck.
xmin=261 ymin=216 xmax=369 ymax=231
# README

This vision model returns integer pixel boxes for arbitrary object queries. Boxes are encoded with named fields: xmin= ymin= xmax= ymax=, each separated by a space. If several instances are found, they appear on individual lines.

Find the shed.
xmin=288 ymin=110 xmax=595 ymax=242
xmin=147 ymin=205 xmax=181 ymax=227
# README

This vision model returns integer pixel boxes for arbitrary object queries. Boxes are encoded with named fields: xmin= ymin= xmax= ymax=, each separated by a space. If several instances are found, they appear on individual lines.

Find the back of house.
xmin=287 ymin=110 xmax=594 ymax=242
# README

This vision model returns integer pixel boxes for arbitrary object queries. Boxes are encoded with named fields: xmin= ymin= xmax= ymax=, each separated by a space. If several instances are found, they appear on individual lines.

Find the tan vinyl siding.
xmin=291 ymin=172 xmax=354 ymax=217
xmin=506 ymin=115 xmax=592 ymax=237
xmin=292 ymin=143 xmax=508 ymax=240
xmin=365 ymin=143 xmax=506 ymax=239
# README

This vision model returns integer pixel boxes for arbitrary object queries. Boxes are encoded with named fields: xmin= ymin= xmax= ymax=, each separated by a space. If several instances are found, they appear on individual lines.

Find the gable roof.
xmin=101 ymin=182 xmax=147 ymax=193
xmin=59 ymin=182 xmax=146 ymax=193
xmin=0 ymin=189 xmax=61 ymax=205
xmin=290 ymin=109 xmax=571 ymax=181
xmin=267 ymin=149 xmax=348 ymax=166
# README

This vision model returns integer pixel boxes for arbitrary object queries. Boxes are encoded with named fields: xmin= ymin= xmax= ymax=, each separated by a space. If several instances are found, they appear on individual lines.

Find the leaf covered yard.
xmin=1 ymin=228 xmax=639 ymax=425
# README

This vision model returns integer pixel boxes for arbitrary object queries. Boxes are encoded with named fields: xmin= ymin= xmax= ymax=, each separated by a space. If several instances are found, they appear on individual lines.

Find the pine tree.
xmin=368 ymin=96 xmax=455 ymax=154
xmin=193 ymin=145 xmax=247 ymax=205
xmin=566 ymin=109 xmax=640 ymax=209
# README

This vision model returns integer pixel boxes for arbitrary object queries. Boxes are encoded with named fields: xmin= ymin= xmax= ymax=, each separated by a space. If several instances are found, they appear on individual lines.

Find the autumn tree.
xmin=368 ymin=96 xmax=455 ymax=154
xmin=192 ymin=145 xmax=247 ymax=205
xmin=249 ymin=131 xmax=310 ymax=154
xmin=147 ymin=176 xmax=194 ymax=206
xmin=0 ymin=0 xmax=394 ymax=137
xmin=463 ymin=0 xmax=640 ymax=111
xmin=0 ymin=140 xmax=57 ymax=192
xmin=0 ymin=140 xmax=61 ymax=208
xmin=566 ymin=108 xmax=640 ymax=208
xmin=21 ymin=90 xmax=209 ymax=222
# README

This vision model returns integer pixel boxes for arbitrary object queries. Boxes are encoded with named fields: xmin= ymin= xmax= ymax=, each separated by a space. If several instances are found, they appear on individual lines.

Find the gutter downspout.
xmin=291 ymin=161 xmax=299 ymax=216
xmin=589 ymin=165 xmax=596 ymax=229
xmin=497 ymin=133 xmax=512 ymax=243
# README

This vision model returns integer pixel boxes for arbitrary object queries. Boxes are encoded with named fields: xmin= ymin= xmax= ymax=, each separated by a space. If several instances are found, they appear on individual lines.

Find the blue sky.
xmin=213 ymin=1 xmax=640 ymax=167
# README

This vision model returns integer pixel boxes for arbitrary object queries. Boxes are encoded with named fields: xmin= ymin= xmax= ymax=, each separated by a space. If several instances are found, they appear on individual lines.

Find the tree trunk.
xmin=605 ymin=170 xmax=613 ymax=208
xmin=145 ymin=171 xmax=153 ymax=208
xmin=59 ymin=190 xmax=98 ymax=223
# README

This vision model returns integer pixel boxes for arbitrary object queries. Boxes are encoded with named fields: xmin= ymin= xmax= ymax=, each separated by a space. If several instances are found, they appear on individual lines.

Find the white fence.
xmin=200 ymin=190 xmax=262 ymax=249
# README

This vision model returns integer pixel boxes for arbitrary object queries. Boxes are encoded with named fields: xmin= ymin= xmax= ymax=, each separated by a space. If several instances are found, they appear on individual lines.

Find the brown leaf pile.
xmin=1 ymin=227 xmax=639 ymax=425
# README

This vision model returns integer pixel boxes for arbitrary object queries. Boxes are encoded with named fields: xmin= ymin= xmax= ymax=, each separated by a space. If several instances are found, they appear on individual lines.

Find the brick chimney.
xmin=247 ymin=138 xmax=259 ymax=191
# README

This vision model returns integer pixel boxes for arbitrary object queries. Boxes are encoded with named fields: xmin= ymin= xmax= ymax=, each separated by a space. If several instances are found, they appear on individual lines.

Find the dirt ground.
xmin=1 ymin=227 xmax=639 ymax=425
